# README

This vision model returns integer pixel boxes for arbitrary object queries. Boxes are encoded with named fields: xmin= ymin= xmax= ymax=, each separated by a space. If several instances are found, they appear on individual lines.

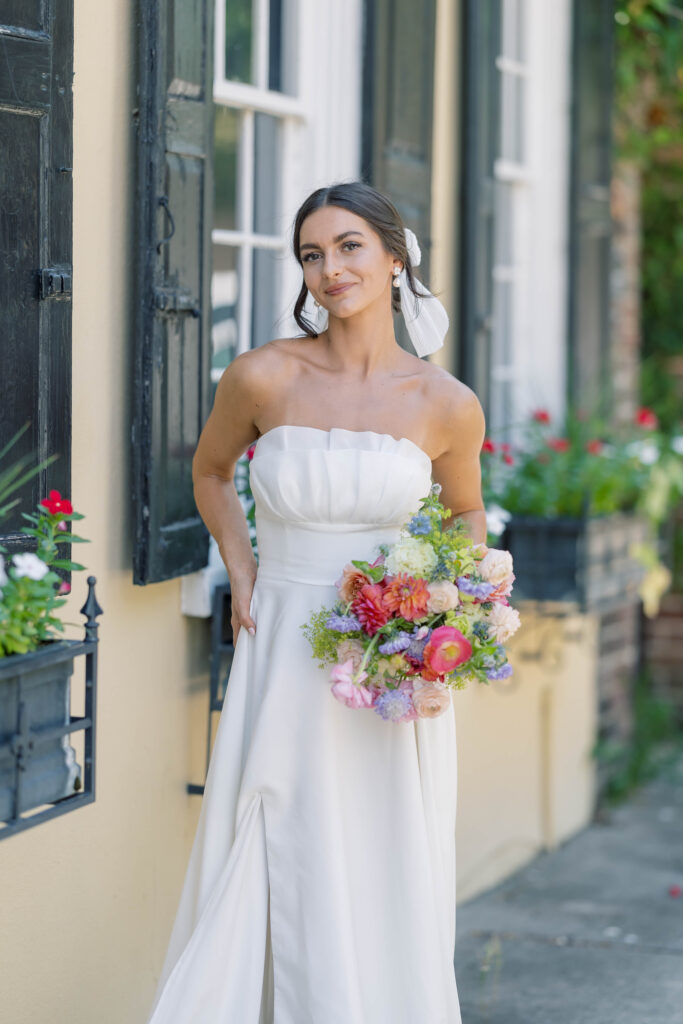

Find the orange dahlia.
xmin=381 ymin=572 xmax=430 ymax=621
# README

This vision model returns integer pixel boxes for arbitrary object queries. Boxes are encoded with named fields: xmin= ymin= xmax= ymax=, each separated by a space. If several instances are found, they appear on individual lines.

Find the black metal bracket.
xmin=0 ymin=576 xmax=103 ymax=840
xmin=38 ymin=265 xmax=72 ymax=299
xmin=187 ymin=583 xmax=234 ymax=796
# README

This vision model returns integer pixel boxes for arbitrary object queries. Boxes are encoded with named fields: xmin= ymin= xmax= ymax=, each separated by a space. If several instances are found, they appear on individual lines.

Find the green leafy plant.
xmin=615 ymin=1 xmax=683 ymax=436
xmin=592 ymin=669 xmax=683 ymax=808
xmin=0 ymin=425 xmax=90 ymax=657
xmin=482 ymin=405 xmax=682 ymax=525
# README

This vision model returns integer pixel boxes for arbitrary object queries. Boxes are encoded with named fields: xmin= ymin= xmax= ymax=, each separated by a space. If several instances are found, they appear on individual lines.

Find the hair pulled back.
xmin=291 ymin=180 xmax=429 ymax=338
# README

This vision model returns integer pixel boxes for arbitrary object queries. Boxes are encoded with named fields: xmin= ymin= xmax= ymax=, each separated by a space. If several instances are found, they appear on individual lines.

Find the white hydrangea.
xmin=385 ymin=537 xmax=438 ymax=578
xmin=12 ymin=552 xmax=49 ymax=581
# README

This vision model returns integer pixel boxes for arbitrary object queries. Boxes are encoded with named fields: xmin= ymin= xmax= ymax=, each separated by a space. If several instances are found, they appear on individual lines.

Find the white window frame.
xmin=212 ymin=0 xmax=305 ymax=377
xmin=489 ymin=0 xmax=533 ymax=436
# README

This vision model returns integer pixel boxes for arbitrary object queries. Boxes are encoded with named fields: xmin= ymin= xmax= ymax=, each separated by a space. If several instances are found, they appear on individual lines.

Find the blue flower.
xmin=374 ymin=689 xmax=414 ymax=721
xmin=456 ymin=576 xmax=495 ymax=600
xmin=325 ymin=613 xmax=361 ymax=633
xmin=378 ymin=632 xmax=413 ymax=654
xmin=408 ymin=514 xmax=431 ymax=536
xmin=486 ymin=663 xmax=513 ymax=681
xmin=472 ymin=620 xmax=490 ymax=640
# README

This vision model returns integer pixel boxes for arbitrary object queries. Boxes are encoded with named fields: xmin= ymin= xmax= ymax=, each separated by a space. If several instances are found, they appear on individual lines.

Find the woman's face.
xmin=299 ymin=206 xmax=401 ymax=320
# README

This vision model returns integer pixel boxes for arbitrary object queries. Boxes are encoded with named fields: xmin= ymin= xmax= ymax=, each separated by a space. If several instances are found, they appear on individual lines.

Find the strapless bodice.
xmin=248 ymin=425 xmax=433 ymax=585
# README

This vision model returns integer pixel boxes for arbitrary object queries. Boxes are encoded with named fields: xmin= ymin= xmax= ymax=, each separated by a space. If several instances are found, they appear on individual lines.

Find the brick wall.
xmin=596 ymin=600 xmax=640 ymax=746
xmin=642 ymin=592 xmax=683 ymax=725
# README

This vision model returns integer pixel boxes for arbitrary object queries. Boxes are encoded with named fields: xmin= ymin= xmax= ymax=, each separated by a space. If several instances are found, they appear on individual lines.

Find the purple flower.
xmin=405 ymin=625 xmax=432 ymax=662
xmin=408 ymin=514 xmax=431 ymax=536
xmin=486 ymin=663 xmax=513 ymax=681
xmin=378 ymin=632 xmax=413 ymax=654
xmin=325 ymin=613 xmax=361 ymax=633
xmin=456 ymin=576 xmax=495 ymax=600
xmin=374 ymin=689 xmax=414 ymax=721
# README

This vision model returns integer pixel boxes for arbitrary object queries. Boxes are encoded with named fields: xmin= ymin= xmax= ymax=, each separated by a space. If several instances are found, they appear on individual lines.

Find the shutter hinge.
xmin=38 ymin=267 xmax=72 ymax=300
xmin=154 ymin=287 xmax=200 ymax=317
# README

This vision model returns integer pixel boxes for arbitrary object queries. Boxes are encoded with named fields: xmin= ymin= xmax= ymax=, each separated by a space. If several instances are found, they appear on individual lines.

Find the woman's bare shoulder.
xmin=417 ymin=361 xmax=482 ymax=414
xmin=416 ymin=364 xmax=485 ymax=454
xmin=219 ymin=337 xmax=305 ymax=390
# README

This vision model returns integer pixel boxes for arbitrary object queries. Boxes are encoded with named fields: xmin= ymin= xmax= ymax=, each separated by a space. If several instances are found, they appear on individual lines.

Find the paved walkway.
xmin=454 ymin=751 xmax=683 ymax=1023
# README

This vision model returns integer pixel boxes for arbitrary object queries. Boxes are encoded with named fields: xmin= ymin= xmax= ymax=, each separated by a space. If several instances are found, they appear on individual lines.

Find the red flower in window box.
xmin=482 ymin=438 xmax=496 ymax=454
xmin=635 ymin=407 xmax=658 ymax=430
xmin=40 ymin=490 xmax=73 ymax=516
xmin=585 ymin=439 xmax=603 ymax=455
xmin=547 ymin=437 xmax=571 ymax=453
xmin=246 ymin=443 xmax=257 ymax=461
xmin=531 ymin=408 xmax=551 ymax=424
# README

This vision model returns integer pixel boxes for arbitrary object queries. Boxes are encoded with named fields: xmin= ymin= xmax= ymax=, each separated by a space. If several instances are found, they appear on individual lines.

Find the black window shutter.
xmin=361 ymin=0 xmax=437 ymax=346
xmin=458 ymin=0 xmax=502 ymax=415
xmin=567 ymin=0 xmax=615 ymax=412
xmin=0 ymin=2 xmax=73 ymax=554
xmin=133 ymin=0 xmax=215 ymax=584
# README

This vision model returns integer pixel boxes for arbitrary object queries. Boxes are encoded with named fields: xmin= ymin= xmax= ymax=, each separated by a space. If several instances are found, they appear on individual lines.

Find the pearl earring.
xmin=313 ymin=299 xmax=321 ymax=307
xmin=393 ymin=267 xmax=401 ymax=287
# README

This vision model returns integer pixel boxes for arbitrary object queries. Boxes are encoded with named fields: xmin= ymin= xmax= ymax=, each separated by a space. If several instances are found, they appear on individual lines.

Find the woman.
xmin=146 ymin=181 xmax=486 ymax=1023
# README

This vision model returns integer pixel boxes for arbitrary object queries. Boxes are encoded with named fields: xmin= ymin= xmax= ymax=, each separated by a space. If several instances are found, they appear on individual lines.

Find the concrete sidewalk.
xmin=454 ymin=751 xmax=683 ymax=1024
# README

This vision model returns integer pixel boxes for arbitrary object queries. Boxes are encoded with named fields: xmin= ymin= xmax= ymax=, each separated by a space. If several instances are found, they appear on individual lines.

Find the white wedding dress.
xmin=146 ymin=425 xmax=462 ymax=1024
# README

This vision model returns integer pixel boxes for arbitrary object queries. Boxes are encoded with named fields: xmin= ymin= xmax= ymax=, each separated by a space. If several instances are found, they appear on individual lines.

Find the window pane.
xmin=502 ymin=0 xmax=525 ymax=62
xmin=500 ymin=70 xmax=524 ymax=163
xmin=211 ymin=246 xmax=240 ymax=380
xmin=214 ymin=104 xmax=240 ymax=230
xmin=268 ymin=0 xmax=283 ymax=91
xmin=225 ymin=0 xmax=253 ymax=84
xmin=251 ymin=247 xmax=281 ymax=347
xmin=253 ymin=113 xmax=281 ymax=234
xmin=494 ymin=180 xmax=513 ymax=266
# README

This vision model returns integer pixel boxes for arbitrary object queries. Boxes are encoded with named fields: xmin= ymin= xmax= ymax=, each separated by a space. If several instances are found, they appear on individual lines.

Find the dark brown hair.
xmin=291 ymin=180 xmax=430 ymax=337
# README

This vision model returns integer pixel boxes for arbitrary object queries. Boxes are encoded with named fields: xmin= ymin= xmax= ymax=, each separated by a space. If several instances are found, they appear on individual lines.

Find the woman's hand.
xmin=227 ymin=561 xmax=258 ymax=646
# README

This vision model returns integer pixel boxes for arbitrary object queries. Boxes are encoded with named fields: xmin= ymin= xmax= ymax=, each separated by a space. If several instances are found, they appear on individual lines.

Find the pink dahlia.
xmin=352 ymin=583 xmax=391 ymax=636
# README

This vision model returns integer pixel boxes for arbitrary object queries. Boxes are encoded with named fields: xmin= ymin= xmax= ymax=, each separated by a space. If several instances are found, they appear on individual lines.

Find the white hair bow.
xmin=303 ymin=226 xmax=448 ymax=358
xmin=399 ymin=227 xmax=448 ymax=358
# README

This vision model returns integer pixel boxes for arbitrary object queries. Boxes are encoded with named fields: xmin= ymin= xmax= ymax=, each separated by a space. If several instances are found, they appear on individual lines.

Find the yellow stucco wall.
xmin=0 ymin=2 xmax=600 ymax=1021
xmin=0 ymin=4 xmax=208 ymax=1021
xmin=430 ymin=0 xmax=599 ymax=904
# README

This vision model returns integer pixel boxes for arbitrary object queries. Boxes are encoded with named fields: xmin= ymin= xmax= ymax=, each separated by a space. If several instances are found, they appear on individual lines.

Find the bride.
xmin=145 ymin=180 xmax=486 ymax=1023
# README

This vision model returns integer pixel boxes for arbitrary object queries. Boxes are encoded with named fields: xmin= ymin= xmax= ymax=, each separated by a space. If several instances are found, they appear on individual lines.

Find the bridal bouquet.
xmin=300 ymin=484 xmax=521 ymax=723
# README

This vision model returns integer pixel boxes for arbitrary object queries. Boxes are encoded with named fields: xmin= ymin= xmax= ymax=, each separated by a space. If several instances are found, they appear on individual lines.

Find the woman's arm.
xmin=430 ymin=382 xmax=487 ymax=546
xmin=191 ymin=350 xmax=267 ymax=640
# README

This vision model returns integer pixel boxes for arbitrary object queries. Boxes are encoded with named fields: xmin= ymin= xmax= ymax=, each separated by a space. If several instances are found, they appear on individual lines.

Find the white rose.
xmin=425 ymin=580 xmax=460 ymax=613
xmin=385 ymin=537 xmax=438 ymax=578
xmin=12 ymin=553 xmax=49 ymax=581
xmin=478 ymin=548 xmax=514 ymax=587
xmin=486 ymin=602 xmax=521 ymax=642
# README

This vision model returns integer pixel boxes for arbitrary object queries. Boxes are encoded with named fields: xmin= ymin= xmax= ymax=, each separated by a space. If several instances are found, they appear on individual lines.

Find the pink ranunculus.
xmin=336 ymin=638 xmax=365 ymax=673
xmin=425 ymin=580 xmax=460 ymax=613
xmin=336 ymin=563 xmax=372 ymax=604
xmin=413 ymin=684 xmax=452 ymax=719
xmin=422 ymin=625 xmax=472 ymax=676
xmin=330 ymin=659 xmax=374 ymax=709
xmin=478 ymin=548 xmax=514 ymax=586
xmin=487 ymin=574 xmax=515 ymax=602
